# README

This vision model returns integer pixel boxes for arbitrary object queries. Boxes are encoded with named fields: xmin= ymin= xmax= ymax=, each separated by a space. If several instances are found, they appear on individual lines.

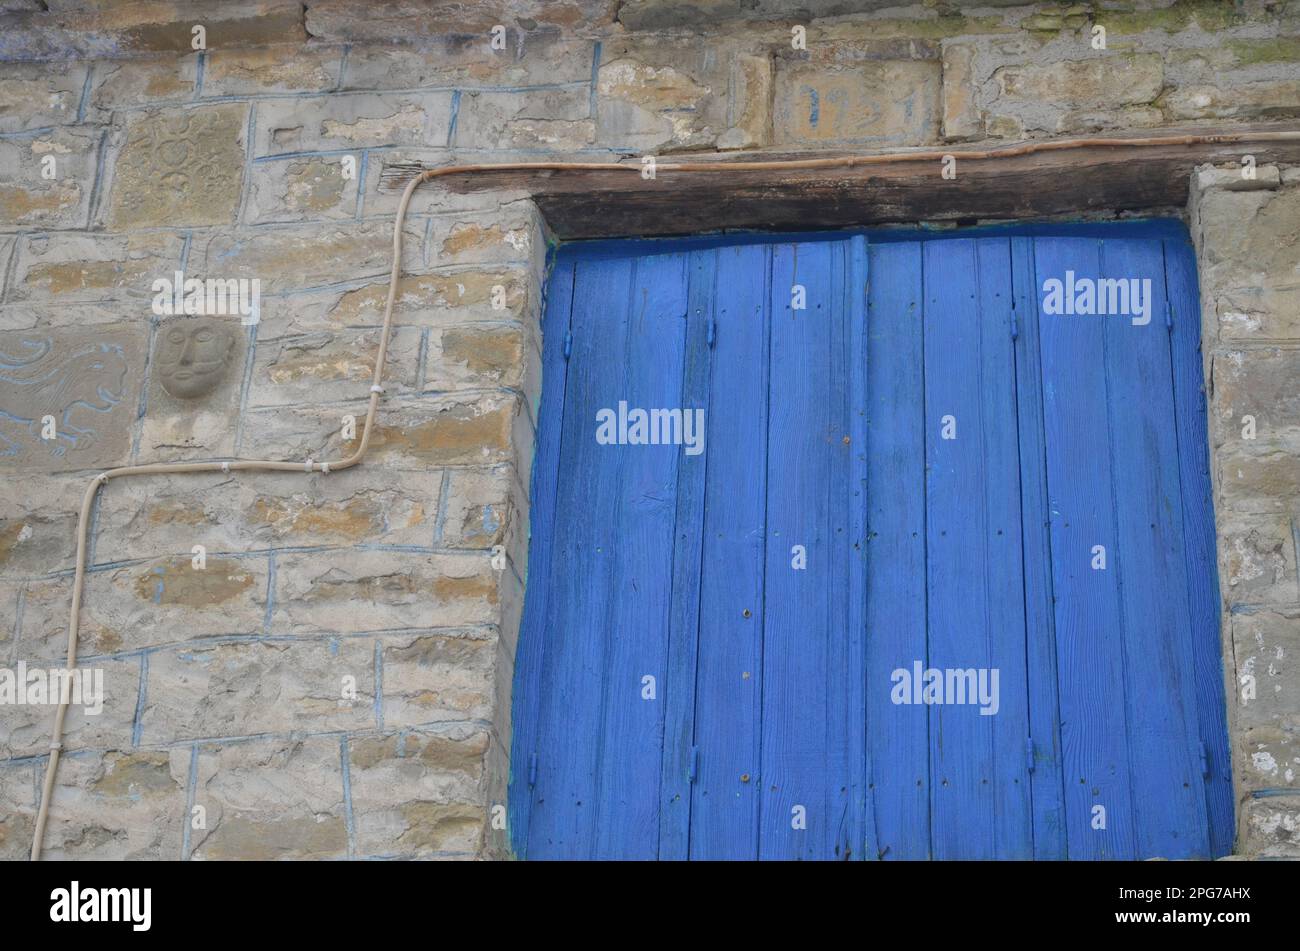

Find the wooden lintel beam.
xmin=428 ymin=125 xmax=1300 ymax=239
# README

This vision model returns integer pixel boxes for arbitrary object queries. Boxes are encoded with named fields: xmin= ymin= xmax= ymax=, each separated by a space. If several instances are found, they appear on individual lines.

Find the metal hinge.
xmin=706 ymin=320 xmax=716 ymax=348
xmin=562 ymin=330 xmax=573 ymax=360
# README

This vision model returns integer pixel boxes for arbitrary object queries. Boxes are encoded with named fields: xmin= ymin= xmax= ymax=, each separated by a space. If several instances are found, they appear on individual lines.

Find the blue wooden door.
xmin=509 ymin=223 xmax=1233 ymax=860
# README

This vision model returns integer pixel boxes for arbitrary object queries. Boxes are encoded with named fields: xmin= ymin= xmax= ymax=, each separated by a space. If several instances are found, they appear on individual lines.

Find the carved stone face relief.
xmin=156 ymin=317 xmax=236 ymax=399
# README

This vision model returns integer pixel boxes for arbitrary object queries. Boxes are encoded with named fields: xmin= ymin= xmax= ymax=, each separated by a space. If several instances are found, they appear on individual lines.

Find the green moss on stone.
xmin=1225 ymin=36 xmax=1300 ymax=66
xmin=1104 ymin=0 xmax=1253 ymax=35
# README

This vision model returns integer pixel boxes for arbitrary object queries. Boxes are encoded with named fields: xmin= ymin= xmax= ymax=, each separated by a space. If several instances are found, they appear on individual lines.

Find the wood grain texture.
xmin=759 ymin=241 xmax=851 ymax=859
xmin=687 ymin=244 xmax=769 ymax=860
xmin=524 ymin=256 xmax=635 ymax=859
xmin=658 ymin=248 xmax=715 ymax=859
xmin=507 ymin=258 xmax=574 ymax=857
xmin=592 ymin=252 xmax=690 ymax=858
xmin=1100 ymin=238 xmax=1208 ymax=858
xmin=1035 ymin=237 xmax=1139 ymax=859
xmin=512 ymin=223 xmax=1231 ymax=860
xmin=864 ymin=241 xmax=931 ymax=859
xmin=922 ymin=238 xmax=1033 ymax=859
xmin=1164 ymin=239 xmax=1235 ymax=857
xmin=433 ymin=126 xmax=1300 ymax=239
xmin=1010 ymin=236 xmax=1069 ymax=859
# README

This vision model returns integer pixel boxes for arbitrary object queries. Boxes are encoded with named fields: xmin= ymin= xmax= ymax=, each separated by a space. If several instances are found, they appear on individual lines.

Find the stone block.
xmin=245 ymin=326 xmax=420 ymax=408
xmin=998 ymin=53 xmax=1161 ymax=106
xmin=2 ymin=1 xmax=305 ymax=59
xmin=0 ymin=128 xmax=100 ymax=231
xmin=93 ymin=467 xmax=443 ymax=559
xmin=0 ymin=471 xmax=84 ymax=577
xmin=0 ymin=302 xmax=131 ymax=334
xmin=0 ymin=579 xmax=16 ymax=659
xmin=239 ymin=392 xmax=518 ymax=469
xmin=139 ymin=637 xmax=377 ymax=743
xmin=595 ymin=34 xmax=736 ymax=153
xmin=719 ymin=53 xmax=772 ymax=151
xmin=1164 ymin=81 xmax=1300 ymax=121
xmin=431 ymin=209 xmax=540 ymax=268
xmin=381 ymin=629 xmax=497 ymax=728
xmin=243 ymin=155 xmax=361 ymax=224
xmin=1218 ymin=514 xmax=1298 ymax=607
xmin=439 ymin=464 xmax=517 ymax=553
xmin=0 ymin=759 xmax=36 ymax=860
xmin=0 ymin=324 xmax=148 ymax=473
xmin=0 ymin=654 xmax=139 ymax=759
xmin=1233 ymin=608 xmax=1300 ymax=789
xmin=269 ymin=548 xmax=498 ymax=633
xmin=294 ymin=267 xmax=536 ymax=332
xmin=18 ymin=553 xmax=268 ymax=661
xmin=107 ymin=105 xmax=248 ymax=231
xmin=941 ymin=43 xmax=980 ymax=141
xmin=340 ymin=33 xmax=594 ymax=90
xmin=189 ymin=735 xmax=347 ymax=861
xmin=0 ymin=61 xmax=89 ymax=133
xmin=1241 ymin=794 xmax=1300 ymax=857
xmin=348 ymin=724 xmax=488 ymax=857
xmin=423 ymin=322 xmax=525 ymax=391
xmin=773 ymin=60 xmax=940 ymax=147
xmin=363 ymin=393 xmax=519 ymax=467
xmin=1211 ymin=349 xmax=1300 ymax=448
xmin=1194 ymin=164 xmax=1282 ymax=194
xmin=1197 ymin=186 xmax=1300 ymax=342
xmin=85 ymin=56 xmax=198 ymax=118
xmin=253 ymin=92 xmax=453 ymax=157
xmin=987 ymin=54 xmax=1164 ymax=135
xmin=39 ymin=748 xmax=189 ymax=861
xmin=203 ymin=45 xmax=343 ymax=96
xmin=195 ymin=220 xmax=424 ymax=295
xmin=1215 ymin=434 xmax=1300 ymax=517
xmin=10 ymin=231 xmax=184 ymax=304
xmin=454 ymin=87 xmax=594 ymax=151
xmin=364 ymin=148 xmax=526 ymax=217
xmin=305 ymin=0 xmax=610 ymax=42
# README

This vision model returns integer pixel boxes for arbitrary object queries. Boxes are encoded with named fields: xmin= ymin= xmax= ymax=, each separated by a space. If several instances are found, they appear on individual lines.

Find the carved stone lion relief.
xmin=0 ymin=331 xmax=144 ymax=470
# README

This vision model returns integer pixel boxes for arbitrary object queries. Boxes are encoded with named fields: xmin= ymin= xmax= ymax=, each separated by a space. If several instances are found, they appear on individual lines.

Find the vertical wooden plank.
xmin=924 ymin=238 xmax=990 ymax=858
xmin=1034 ymin=237 xmax=1138 ymax=859
xmin=825 ymin=239 xmax=856 ymax=860
xmin=592 ymin=252 xmax=691 ymax=859
xmin=974 ymin=238 xmax=1035 ymax=859
xmin=759 ymin=240 xmax=848 ymax=859
xmin=923 ymin=238 xmax=1031 ymax=858
xmin=507 ymin=257 xmax=576 ymax=856
xmin=688 ymin=243 xmax=770 ymax=859
xmin=1099 ymin=238 xmax=1209 ymax=858
xmin=845 ymin=235 xmax=871 ymax=860
xmin=1165 ymin=237 xmax=1235 ymax=856
xmin=1010 ymin=236 xmax=1069 ymax=859
xmin=864 ymin=240 xmax=930 ymax=860
xmin=657 ymin=248 xmax=716 ymax=859
xmin=525 ymin=255 xmax=635 ymax=859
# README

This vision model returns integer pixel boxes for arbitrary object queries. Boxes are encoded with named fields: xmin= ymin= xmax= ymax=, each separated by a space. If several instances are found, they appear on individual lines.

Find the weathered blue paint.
xmin=509 ymin=221 xmax=1233 ymax=860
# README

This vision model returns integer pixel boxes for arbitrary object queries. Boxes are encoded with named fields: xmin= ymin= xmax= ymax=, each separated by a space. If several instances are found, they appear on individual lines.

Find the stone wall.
xmin=0 ymin=0 xmax=1297 ymax=859
xmin=1190 ymin=166 xmax=1300 ymax=858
